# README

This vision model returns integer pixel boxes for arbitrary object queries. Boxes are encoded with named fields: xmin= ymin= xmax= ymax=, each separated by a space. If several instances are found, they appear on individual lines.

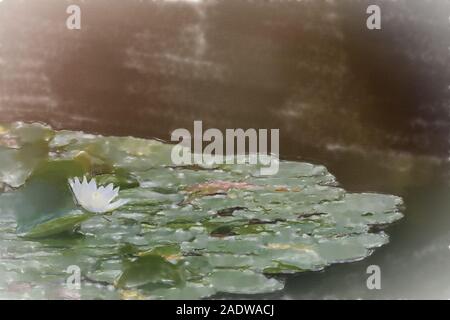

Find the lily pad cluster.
xmin=0 ymin=122 xmax=403 ymax=299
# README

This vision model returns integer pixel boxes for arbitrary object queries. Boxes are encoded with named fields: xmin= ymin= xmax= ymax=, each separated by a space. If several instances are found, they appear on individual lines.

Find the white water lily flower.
xmin=68 ymin=176 xmax=129 ymax=213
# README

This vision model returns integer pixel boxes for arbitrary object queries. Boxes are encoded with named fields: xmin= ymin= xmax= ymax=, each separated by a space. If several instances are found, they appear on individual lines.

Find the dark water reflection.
xmin=284 ymin=155 xmax=450 ymax=299
xmin=1 ymin=0 xmax=450 ymax=299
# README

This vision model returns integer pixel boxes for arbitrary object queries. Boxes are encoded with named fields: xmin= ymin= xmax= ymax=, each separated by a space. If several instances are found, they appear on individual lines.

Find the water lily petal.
xmin=105 ymin=183 xmax=114 ymax=193
xmin=88 ymin=178 xmax=97 ymax=193
xmin=69 ymin=177 xmax=82 ymax=201
xmin=104 ymin=189 xmax=119 ymax=203
xmin=106 ymin=199 xmax=129 ymax=212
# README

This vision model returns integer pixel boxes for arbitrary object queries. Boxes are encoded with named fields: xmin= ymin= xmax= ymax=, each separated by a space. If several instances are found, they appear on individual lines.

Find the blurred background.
xmin=1 ymin=0 xmax=450 ymax=299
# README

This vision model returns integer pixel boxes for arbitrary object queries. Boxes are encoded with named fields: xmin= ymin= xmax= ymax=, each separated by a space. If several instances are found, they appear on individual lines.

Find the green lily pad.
xmin=12 ymin=158 xmax=91 ymax=233
xmin=94 ymin=171 xmax=139 ymax=189
xmin=116 ymin=255 xmax=185 ymax=289
xmin=207 ymin=270 xmax=284 ymax=294
xmin=150 ymin=281 xmax=216 ymax=300
xmin=22 ymin=211 xmax=93 ymax=239
xmin=0 ymin=122 xmax=404 ymax=299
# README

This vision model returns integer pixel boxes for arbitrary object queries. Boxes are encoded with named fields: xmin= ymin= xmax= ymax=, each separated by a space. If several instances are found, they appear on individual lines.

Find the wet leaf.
xmin=0 ymin=123 xmax=404 ymax=299
xmin=12 ymin=158 xmax=91 ymax=233
xmin=116 ymin=255 xmax=185 ymax=289
xmin=94 ymin=170 xmax=139 ymax=189
xmin=22 ymin=211 xmax=93 ymax=239
xmin=207 ymin=270 xmax=284 ymax=294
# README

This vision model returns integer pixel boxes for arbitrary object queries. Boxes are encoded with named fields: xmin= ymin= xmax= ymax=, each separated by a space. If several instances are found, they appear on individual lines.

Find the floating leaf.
xmin=207 ymin=270 xmax=284 ymax=294
xmin=12 ymin=158 xmax=90 ymax=233
xmin=94 ymin=170 xmax=139 ymax=189
xmin=0 ymin=122 xmax=404 ymax=299
xmin=22 ymin=211 xmax=93 ymax=239
xmin=116 ymin=255 xmax=185 ymax=289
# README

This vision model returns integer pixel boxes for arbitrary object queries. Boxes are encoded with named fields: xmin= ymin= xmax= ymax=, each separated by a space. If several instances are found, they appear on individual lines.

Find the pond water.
xmin=282 ymin=152 xmax=450 ymax=299
xmin=1 ymin=0 xmax=450 ymax=299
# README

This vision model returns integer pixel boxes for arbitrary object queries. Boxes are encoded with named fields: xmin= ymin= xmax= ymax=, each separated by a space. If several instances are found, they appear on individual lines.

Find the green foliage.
xmin=0 ymin=122 xmax=404 ymax=299
xmin=23 ymin=211 xmax=93 ymax=239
